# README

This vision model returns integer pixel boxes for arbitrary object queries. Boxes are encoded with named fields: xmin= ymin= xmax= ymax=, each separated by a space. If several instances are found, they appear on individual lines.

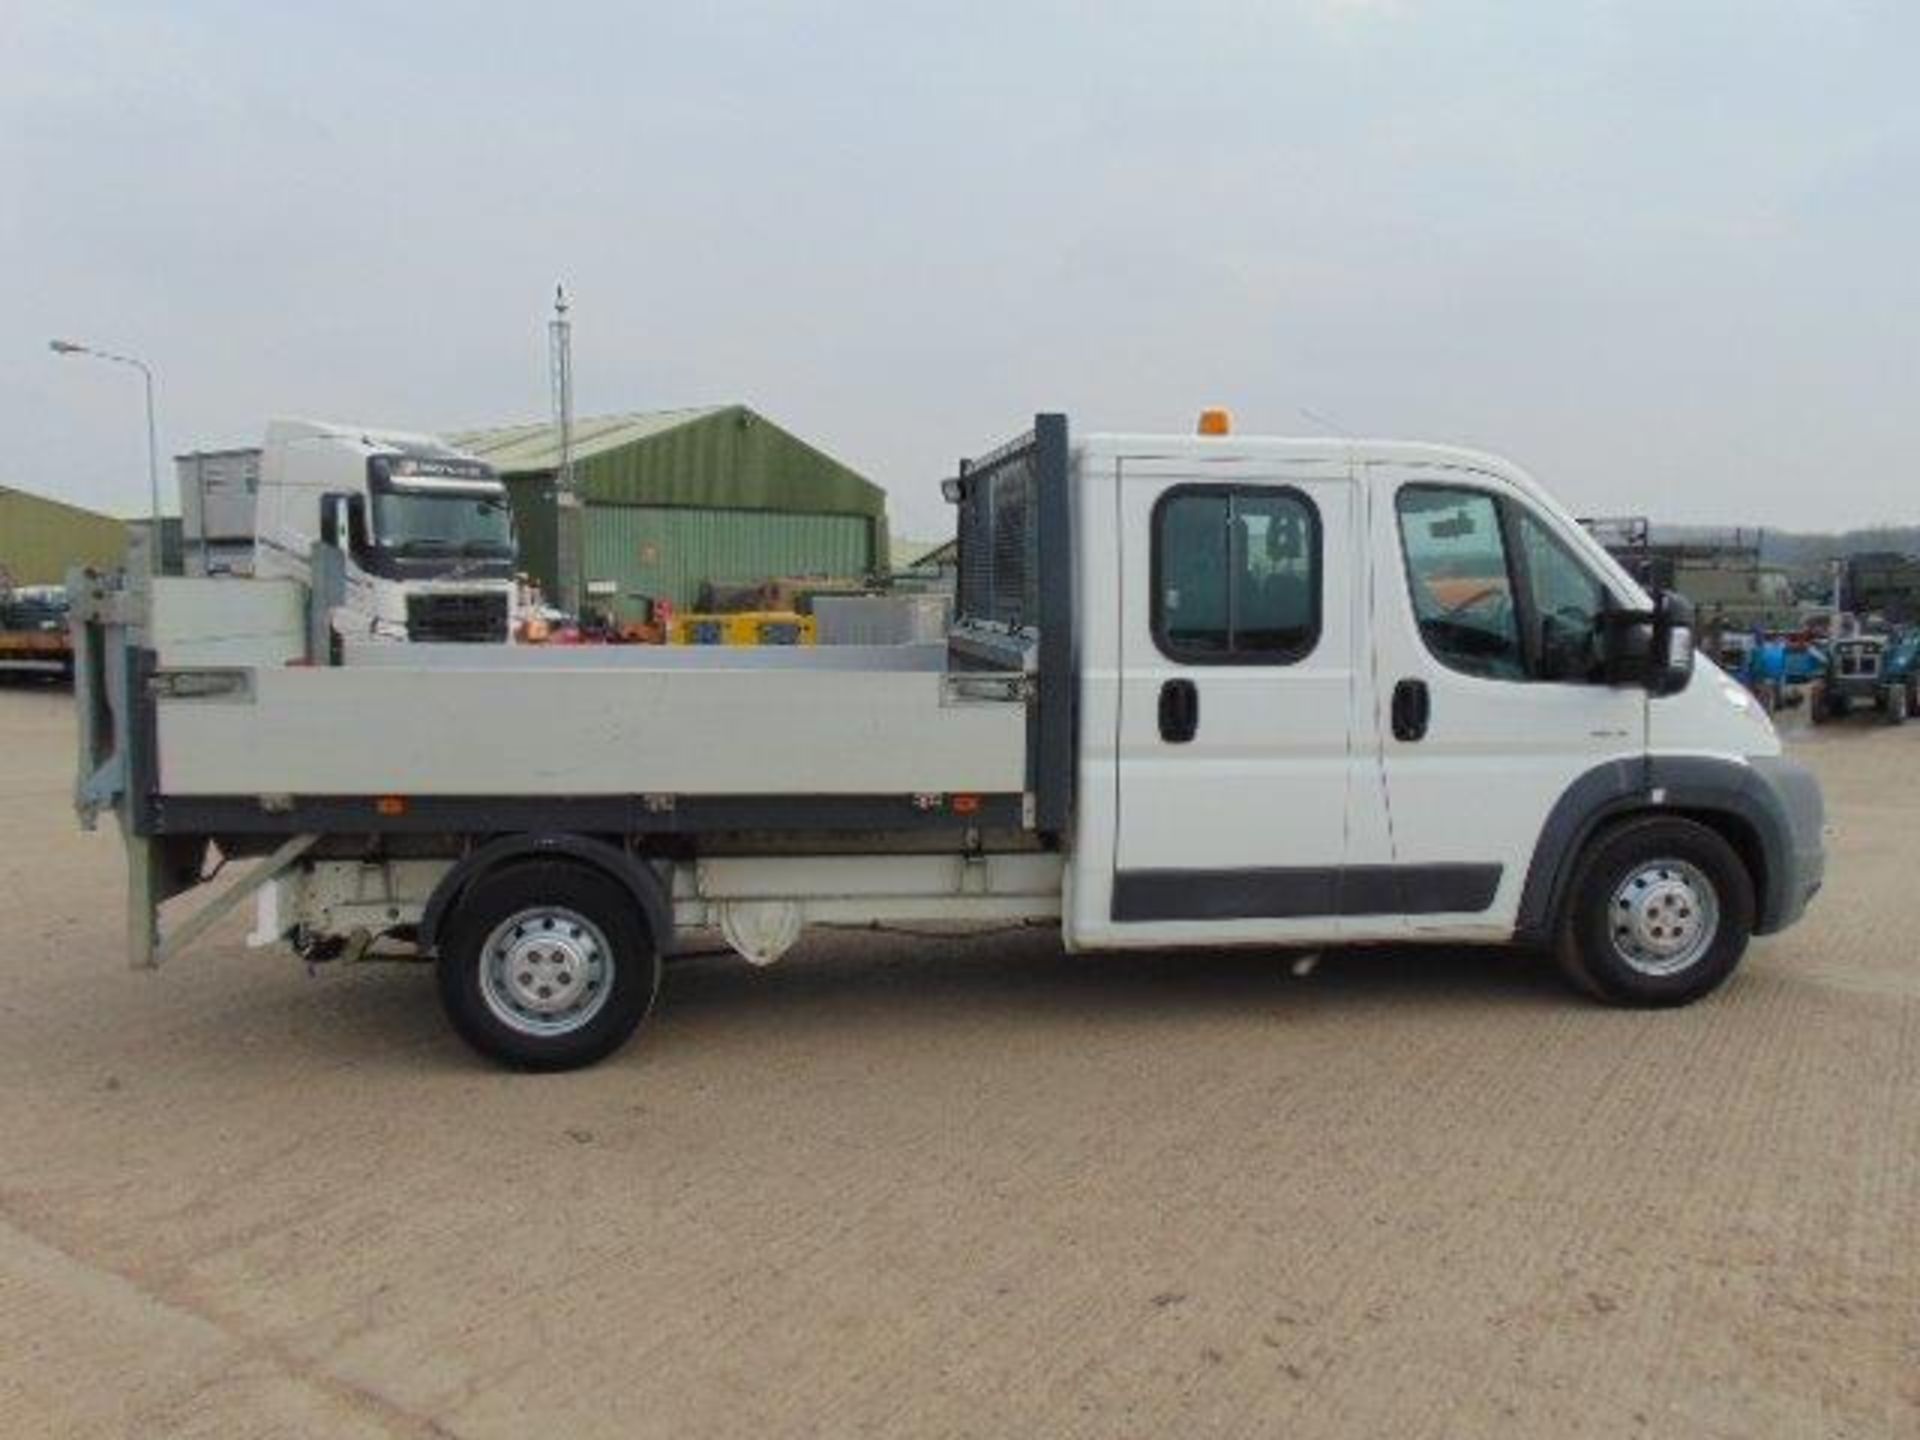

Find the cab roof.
xmin=1078 ymin=431 xmax=1527 ymax=478
xmin=265 ymin=417 xmax=475 ymax=461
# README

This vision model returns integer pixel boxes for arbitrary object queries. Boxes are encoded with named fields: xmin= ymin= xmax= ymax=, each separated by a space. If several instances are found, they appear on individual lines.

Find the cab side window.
xmin=1153 ymin=487 xmax=1320 ymax=663
xmin=1514 ymin=509 xmax=1608 ymax=682
xmin=1397 ymin=484 xmax=1612 ymax=683
xmin=1396 ymin=488 xmax=1525 ymax=680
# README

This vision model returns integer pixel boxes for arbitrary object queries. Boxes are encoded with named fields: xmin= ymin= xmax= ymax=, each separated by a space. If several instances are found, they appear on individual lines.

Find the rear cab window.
xmin=1153 ymin=486 xmax=1321 ymax=663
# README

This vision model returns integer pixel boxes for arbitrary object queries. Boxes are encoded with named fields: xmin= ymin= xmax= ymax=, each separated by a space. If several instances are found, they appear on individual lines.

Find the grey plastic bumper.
xmin=1748 ymin=755 xmax=1825 ymax=934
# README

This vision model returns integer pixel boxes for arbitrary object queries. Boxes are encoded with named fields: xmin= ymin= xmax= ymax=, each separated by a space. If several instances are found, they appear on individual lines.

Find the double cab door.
xmin=1090 ymin=450 xmax=1644 ymax=948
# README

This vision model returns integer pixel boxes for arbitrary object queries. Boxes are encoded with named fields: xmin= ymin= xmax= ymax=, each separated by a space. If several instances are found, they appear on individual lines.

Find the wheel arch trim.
xmin=418 ymin=834 xmax=673 ymax=956
xmin=1517 ymin=755 xmax=1804 ymax=942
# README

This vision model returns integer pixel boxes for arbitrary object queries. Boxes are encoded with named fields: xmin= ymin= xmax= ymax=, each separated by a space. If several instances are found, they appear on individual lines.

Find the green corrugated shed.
xmin=450 ymin=406 xmax=890 ymax=617
xmin=0 ymin=486 xmax=128 ymax=586
xmin=585 ymin=507 xmax=875 ymax=611
xmin=453 ymin=406 xmax=885 ymax=517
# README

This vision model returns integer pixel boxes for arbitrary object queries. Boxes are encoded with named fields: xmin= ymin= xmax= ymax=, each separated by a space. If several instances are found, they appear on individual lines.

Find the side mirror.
xmin=1652 ymin=591 xmax=1697 ymax=695
xmin=1602 ymin=590 xmax=1695 ymax=695
xmin=318 ymin=492 xmax=348 ymax=549
xmin=318 ymin=493 xmax=371 ymax=558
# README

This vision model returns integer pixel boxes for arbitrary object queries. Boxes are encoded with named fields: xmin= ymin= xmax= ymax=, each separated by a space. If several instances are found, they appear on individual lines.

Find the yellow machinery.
xmin=670 ymin=611 xmax=816 ymax=647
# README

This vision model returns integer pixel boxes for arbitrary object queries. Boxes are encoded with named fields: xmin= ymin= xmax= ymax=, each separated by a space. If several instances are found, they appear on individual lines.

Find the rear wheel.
xmin=437 ymin=861 xmax=660 ymax=1070
xmin=1556 ymin=817 xmax=1755 ymax=1007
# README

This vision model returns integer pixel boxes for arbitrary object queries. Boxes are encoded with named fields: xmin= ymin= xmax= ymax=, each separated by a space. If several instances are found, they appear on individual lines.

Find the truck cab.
xmin=1055 ymin=428 xmax=1817 ymax=956
xmin=250 ymin=419 xmax=517 ymax=643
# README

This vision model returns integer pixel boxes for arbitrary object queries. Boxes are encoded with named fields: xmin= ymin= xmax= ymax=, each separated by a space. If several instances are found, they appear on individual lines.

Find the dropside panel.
xmin=154 ymin=664 xmax=1027 ymax=798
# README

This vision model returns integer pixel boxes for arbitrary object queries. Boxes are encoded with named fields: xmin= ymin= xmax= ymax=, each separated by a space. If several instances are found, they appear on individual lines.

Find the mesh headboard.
xmin=954 ymin=427 xmax=1044 ymax=634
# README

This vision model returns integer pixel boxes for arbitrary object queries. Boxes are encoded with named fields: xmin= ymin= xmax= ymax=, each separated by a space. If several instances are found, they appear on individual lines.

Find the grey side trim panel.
xmin=1748 ymin=755 xmax=1825 ymax=932
xmin=152 ymin=792 xmax=1026 ymax=837
xmin=1515 ymin=754 xmax=1827 ymax=940
xmin=1111 ymin=864 xmax=1501 ymax=923
xmin=1033 ymin=413 xmax=1075 ymax=837
xmin=418 ymin=834 xmax=672 ymax=956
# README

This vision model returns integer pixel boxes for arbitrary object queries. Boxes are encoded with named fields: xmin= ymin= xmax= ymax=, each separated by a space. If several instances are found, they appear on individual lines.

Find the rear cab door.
xmin=1069 ymin=440 xmax=1391 ymax=947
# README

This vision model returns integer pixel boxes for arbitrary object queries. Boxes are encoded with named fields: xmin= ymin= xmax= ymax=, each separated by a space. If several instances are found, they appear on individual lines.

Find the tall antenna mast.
xmin=548 ymin=283 xmax=581 ymax=616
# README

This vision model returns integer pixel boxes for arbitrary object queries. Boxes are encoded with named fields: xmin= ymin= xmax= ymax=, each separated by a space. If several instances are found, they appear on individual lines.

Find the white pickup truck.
xmin=71 ymin=414 xmax=1826 ymax=1070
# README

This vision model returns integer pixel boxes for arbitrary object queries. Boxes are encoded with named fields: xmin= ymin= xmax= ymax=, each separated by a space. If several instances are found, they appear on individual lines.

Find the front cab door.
xmin=1367 ymin=462 xmax=1647 ymax=938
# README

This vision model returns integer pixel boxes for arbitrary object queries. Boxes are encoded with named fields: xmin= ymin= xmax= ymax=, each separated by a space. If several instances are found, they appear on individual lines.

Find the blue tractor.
xmin=1814 ymin=628 xmax=1920 ymax=725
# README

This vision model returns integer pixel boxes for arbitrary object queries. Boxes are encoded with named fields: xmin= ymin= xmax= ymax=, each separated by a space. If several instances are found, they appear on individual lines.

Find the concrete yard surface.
xmin=0 ymin=682 xmax=1914 ymax=1438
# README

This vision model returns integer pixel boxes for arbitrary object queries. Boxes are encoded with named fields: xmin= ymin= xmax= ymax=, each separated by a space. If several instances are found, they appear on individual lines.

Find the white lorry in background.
xmin=70 ymin=411 xmax=1826 ymax=1072
xmin=248 ymin=419 xmax=517 ymax=643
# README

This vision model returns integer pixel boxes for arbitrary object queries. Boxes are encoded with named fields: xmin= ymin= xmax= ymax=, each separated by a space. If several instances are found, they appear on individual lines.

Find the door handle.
xmin=1159 ymin=678 xmax=1199 ymax=744
xmin=1391 ymin=678 xmax=1430 ymax=742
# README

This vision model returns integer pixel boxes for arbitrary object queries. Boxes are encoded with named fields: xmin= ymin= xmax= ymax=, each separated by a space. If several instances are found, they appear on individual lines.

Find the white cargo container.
xmin=176 ymin=448 xmax=261 ymax=577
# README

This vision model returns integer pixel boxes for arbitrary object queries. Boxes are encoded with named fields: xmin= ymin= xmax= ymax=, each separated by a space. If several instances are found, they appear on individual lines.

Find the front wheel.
xmin=1884 ymin=684 xmax=1908 ymax=726
xmin=437 ymin=861 xmax=661 ymax=1070
xmin=1556 ymin=817 xmax=1756 ymax=1007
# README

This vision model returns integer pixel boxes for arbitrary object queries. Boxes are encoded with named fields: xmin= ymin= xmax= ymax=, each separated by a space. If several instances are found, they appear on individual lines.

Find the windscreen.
xmin=371 ymin=490 xmax=515 ymax=559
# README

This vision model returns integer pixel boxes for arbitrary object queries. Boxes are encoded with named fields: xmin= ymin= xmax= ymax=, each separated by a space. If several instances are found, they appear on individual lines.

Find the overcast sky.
xmin=3 ymin=1 xmax=1915 ymax=538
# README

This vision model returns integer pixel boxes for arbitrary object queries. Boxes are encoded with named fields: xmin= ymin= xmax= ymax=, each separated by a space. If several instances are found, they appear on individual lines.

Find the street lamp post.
xmin=49 ymin=340 xmax=164 ymax=566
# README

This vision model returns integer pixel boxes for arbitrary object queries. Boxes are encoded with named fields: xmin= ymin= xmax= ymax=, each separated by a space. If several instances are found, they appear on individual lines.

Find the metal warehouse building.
xmin=453 ymin=406 xmax=889 ymax=618
xmin=0 ymin=485 xmax=127 ymax=588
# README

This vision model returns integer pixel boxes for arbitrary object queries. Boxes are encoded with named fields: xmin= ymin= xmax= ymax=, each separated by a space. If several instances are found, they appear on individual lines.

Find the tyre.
xmin=436 ymin=861 xmax=660 ymax=1070
xmin=1887 ymin=684 xmax=1910 ymax=726
xmin=1555 ymin=816 xmax=1755 ymax=1007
